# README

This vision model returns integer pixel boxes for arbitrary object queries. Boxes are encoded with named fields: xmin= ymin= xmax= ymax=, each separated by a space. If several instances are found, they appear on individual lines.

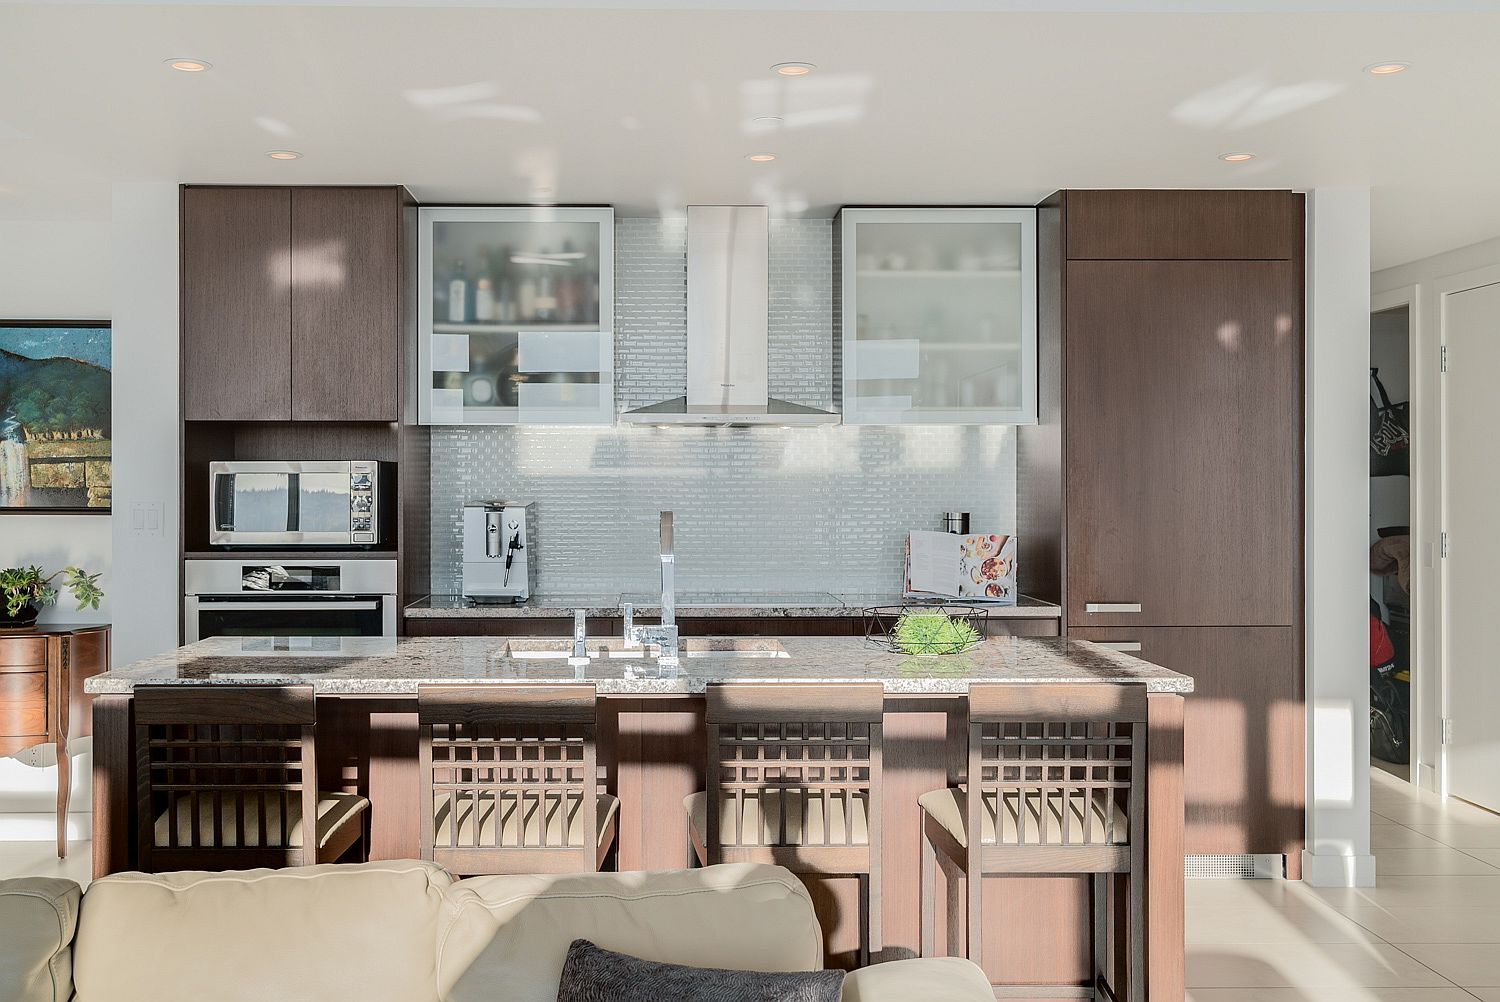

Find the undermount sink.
xmin=499 ymin=638 xmax=790 ymax=661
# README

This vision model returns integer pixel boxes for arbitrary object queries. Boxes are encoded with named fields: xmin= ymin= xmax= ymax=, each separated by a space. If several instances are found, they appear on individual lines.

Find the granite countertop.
xmin=405 ymin=593 xmax=1064 ymax=620
xmin=84 ymin=634 xmax=1191 ymax=695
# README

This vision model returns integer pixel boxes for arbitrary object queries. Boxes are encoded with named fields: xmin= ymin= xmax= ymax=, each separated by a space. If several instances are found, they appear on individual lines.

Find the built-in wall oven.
xmin=184 ymin=560 xmax=398 ymax=642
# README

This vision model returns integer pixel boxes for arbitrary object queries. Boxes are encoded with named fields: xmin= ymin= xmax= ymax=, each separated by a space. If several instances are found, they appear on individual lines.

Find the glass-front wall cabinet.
xmin=418 ymin=207 xmax=614 ymax=424
xmin=840 ymin=207 xmax=1037 ymax=424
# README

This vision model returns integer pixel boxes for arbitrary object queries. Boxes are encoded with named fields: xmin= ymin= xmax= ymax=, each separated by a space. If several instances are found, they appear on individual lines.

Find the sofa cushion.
xmin=842 ymin=958 xmax=994 ymax=1001
xmin=556 ymin=938 xmax=845 ymax=1002
xmin=438 ymin=864 xmax=825 ymax=1002
xmin=0 ymin=877 xmax=81 ymax=1002
xmin=72 ymin=859 xmax=453 ymax=1002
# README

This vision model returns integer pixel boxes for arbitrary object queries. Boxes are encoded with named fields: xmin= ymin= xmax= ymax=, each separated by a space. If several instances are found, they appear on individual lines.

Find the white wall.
xmin=1304 ymin=188 xmax=1376 ymax=887
xmin=109 ymin=183 xmax=180 ymax=669
xmin=0 ymin=220 xmax=113 ymax=624
xmin=1374 ymin=233 xmax=1500 ymax=794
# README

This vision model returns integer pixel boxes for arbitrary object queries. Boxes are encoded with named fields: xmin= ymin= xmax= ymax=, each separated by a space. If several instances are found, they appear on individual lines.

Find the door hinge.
xmin=1442 ymin=532 xmax=1450 ymax=559
xmin=1443 ymin=717 xmax=1454 ymax=745
xmin=1441 ymin=344 xmax=1449 ymax=372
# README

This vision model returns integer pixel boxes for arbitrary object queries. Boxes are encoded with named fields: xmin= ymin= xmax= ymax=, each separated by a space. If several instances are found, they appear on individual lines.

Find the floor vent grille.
xmin=1185 ymin=854 xmax=1282 ymax=879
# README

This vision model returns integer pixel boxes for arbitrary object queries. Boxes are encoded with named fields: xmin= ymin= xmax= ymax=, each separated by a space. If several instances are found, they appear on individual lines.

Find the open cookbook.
xmin=904 ymin=530 xmax=1018 ymax=604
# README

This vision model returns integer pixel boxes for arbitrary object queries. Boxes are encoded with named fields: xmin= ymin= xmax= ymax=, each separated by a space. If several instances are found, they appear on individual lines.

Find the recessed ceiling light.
xmin=267 ymin=150 xmax=302 ymax=160
xmin=752 ymin=116 xmax=784 ymax=127
xmin=165 ymin=58 xmax=211 ymax=72
xmin=771 ymin=62 xmax=815 ymax=77
xmin=1219 ymin=152 xmax=1256 ymax=163
xmin=1364 ymin=61 xmax=1411 ymax=76
xmin=746 ymin=153 xmax=777 ymax=163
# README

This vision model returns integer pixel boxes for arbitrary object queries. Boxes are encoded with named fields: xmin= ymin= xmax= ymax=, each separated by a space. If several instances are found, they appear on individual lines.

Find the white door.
xmin=1444 ymin=280 xmax=1500 ymax=810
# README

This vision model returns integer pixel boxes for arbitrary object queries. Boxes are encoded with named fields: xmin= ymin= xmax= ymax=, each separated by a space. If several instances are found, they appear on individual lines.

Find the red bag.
xmin=1370 ymin=613 xmax=1395 ymax=668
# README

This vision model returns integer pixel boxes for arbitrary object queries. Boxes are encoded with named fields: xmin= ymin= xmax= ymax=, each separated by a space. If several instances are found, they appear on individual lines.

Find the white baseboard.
xmin=1301 ymin=849 xmax=1377 ymax=887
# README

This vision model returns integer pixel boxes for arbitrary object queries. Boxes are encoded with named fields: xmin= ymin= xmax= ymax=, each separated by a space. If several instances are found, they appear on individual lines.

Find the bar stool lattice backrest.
xmin=920 ymin=683 xmax=1146 ymax=1001
xmin=418 ymin=685 xmax=617 ymax=875
xmin=134 ymin=684 xmax=368 ymax=872
xmin=692 ymin=682 xmax=884 ymax=960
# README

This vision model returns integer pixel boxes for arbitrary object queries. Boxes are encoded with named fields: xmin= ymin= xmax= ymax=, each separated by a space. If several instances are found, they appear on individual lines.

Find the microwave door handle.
xmin=193 ymin=600 xmax=381 ymax=611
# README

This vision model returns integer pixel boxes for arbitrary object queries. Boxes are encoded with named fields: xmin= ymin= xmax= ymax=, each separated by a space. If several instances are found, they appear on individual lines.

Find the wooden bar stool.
xmin=685 ymin=681 xmax=884 ymax=965
xmin=135 ymin=684 xmax=369 ymax=872
xmin=918 ymin=683 xmax=1146 ymax=1001
xmin=417 ymin=684 xmax=617 ymax=876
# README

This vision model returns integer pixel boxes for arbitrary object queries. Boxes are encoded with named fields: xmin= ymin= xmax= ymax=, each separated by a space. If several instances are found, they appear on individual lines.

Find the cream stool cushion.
xmin=71 ymin=860 xmax=452 ymax=1002
xmin=154 ymin=791 xmax=368 ymax=849
xmin=434 ymin=792 xmax=618 ymax=849
xmin=0 ymin=877 xmax=79 ymax=1002
xmin=918 ymin=786 xmax=1128 ymax=847
xmin=685 ymin=790 xmax=870 ymax=847
xmin=438 ymin=864 xmax=825 ymax=1002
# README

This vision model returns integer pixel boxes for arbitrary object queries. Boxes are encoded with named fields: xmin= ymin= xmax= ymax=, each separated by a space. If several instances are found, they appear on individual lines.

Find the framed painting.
xmin=0 ymin=321 xmax=111 ymax=513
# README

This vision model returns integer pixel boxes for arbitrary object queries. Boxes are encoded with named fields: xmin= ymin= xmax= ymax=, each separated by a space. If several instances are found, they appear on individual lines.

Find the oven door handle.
xmin=192 ymin=599 xmax=381 ymax=611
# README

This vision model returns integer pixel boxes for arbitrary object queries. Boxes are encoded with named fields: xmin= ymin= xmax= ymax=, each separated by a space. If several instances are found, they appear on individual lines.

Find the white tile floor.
xmin=1187 ymin=768 xmax=1500 ymax=1001
xmin=1 ymin=767 xmax=1496 ymax=1000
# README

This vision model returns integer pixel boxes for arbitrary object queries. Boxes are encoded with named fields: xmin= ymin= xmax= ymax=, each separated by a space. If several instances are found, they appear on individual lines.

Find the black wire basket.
xmin=862 ymin=603 xmax=991 ymax=656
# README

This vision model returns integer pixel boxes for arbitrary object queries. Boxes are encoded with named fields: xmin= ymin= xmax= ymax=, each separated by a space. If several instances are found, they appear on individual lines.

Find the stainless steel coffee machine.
xmin=462 ymin=501 xmax=536 ymax=604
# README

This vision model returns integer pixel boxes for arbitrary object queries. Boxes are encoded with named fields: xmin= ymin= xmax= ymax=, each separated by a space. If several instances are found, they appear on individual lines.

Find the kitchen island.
xmin=87 ymin=634 xmax=1190 ymax=996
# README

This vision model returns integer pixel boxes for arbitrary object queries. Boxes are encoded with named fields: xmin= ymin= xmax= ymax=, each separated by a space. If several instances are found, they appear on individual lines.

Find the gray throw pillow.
xmin=555 ymin=939 xmax=845 ymax=1002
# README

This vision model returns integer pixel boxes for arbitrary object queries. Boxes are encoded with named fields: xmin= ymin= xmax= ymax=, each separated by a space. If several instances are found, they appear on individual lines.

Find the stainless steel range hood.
xmin=621 ymin=205 xmax=839 ymax=427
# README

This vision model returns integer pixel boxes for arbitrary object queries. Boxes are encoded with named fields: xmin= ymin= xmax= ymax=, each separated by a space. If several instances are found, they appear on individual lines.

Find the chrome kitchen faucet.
xmin=622 ymin=511 xmax=679 ymax=666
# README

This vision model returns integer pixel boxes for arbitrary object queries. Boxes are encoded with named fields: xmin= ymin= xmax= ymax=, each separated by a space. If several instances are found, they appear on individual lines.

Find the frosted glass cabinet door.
xmin=840 ymin=208 xmax=1037 ymax=424
xmin=418 ymin=206 xmax=614 ymax=424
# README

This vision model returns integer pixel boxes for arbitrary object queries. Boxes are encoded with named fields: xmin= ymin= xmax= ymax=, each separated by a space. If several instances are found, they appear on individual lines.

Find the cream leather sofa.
xmin=0 ymin=861 xmax=992 ymax=1002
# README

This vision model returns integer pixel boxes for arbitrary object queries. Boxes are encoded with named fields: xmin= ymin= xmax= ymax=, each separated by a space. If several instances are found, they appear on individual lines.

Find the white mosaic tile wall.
xmin=429 ymin=218 xmax=1016 ymax=597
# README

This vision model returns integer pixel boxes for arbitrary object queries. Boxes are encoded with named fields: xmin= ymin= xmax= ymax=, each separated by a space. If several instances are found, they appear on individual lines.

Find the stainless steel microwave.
xmin=209 ymin=460 xmax=386 ymax=547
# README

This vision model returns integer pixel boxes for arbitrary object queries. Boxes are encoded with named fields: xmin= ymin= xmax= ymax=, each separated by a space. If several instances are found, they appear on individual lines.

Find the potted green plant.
xmin=0 ymin=565 xmax=104 ymax=630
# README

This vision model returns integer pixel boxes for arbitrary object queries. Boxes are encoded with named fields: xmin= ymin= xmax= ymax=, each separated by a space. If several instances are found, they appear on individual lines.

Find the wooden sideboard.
xmin=0 ymin=624 xmax=110 ymax=858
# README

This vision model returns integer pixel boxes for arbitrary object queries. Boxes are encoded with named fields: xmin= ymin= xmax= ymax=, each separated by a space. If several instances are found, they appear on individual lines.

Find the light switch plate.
xmin=129 ymin=501 xmax=164 ymax=538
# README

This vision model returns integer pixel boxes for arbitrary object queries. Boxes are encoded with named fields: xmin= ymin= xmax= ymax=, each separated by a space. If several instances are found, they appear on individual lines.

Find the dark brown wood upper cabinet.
xmin=1064 ymin=258 xmax=1301 ymax=628
xmin=1065 ymin=190 xmax=1301 ymax=261
xmin=181 ymin=185 xmax=403 ymax=423
xmin=181 ymin=187 xmax=293 ymax=421
xmin=290 ymin=187 xmax=401 ymax=421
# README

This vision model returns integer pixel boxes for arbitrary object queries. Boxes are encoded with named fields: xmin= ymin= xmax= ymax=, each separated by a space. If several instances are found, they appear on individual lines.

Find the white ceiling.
xmin=4 ymin=2 xmax=1500 ymax=268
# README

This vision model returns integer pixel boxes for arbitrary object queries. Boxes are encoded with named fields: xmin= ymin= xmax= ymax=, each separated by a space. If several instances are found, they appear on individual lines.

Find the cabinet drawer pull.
xmin=1084 ymin=602 xmax=1142 ymax=614
xmin=1096 ymin=642 xmax=1143 ymax=653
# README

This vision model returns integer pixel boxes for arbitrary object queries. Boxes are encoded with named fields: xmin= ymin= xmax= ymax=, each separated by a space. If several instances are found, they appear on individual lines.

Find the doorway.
xmin=1440 ymin=275 xmax=1500 ymax=811
xmin=1370 ymin=305 xmax=1412 ymax=780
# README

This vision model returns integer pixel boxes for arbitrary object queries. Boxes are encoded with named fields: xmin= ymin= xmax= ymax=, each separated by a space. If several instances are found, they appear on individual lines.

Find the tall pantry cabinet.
xmin=1020 ymin=189 xmax=1306 ymax=872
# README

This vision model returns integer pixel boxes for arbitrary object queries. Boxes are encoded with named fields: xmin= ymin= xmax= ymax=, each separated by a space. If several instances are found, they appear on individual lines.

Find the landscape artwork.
xmin=0 ymin=323 xmax=111 ymax=512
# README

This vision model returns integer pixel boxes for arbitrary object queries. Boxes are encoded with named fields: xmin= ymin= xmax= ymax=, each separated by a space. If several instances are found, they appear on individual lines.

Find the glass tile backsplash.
xmin=429 ymin=218 xmax=1017 ymax=597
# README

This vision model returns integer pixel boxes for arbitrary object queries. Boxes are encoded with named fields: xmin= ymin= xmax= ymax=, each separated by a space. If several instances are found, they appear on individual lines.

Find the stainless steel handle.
xmin=659 ymin=511 xmax=674 ymax=554
xmin=195 ymin=600 xmax=380 ymax=611
xmin=1095 ymin=641 xmax=1143 ymax=653
xmin=1084 ymin=602 xmax=1142 ymax=614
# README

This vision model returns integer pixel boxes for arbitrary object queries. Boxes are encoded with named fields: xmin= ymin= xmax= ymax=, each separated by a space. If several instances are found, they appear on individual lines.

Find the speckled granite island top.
xmin=405 ymin=593 xmax=1064 ymax=619
xmin=85 ymin=635 xmax=1191 ymax=695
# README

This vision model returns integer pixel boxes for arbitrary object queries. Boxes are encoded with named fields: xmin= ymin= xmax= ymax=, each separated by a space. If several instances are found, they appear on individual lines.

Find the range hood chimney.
xmin=621 ymin=205 xmax=839 ymax=427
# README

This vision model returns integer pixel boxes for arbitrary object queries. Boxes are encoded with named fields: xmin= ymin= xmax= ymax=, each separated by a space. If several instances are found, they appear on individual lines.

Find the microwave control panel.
xmin=350 ymin=462 xmax=377 ymax=543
